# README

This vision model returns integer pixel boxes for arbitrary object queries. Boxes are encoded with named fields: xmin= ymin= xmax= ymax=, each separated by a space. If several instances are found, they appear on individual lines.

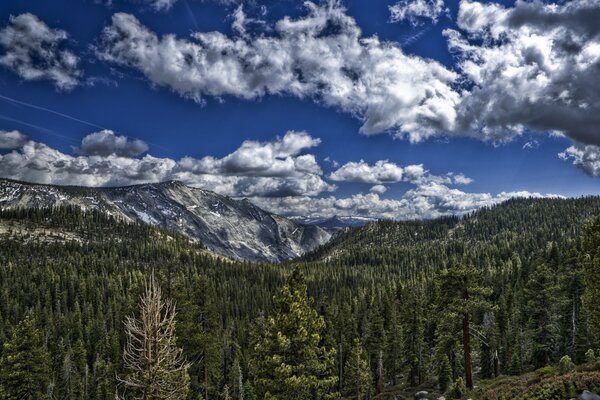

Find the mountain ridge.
xmin=0 ymin=178 xmax=331 ymax=262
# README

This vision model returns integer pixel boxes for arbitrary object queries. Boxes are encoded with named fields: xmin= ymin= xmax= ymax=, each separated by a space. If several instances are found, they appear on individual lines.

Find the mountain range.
xmin=0 ymin=179 xmax=330 ymax=262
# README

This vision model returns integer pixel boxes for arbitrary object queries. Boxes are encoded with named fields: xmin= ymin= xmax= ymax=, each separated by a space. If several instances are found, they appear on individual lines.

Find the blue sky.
xmin=0 ymin=0 xmax=598 ymax=220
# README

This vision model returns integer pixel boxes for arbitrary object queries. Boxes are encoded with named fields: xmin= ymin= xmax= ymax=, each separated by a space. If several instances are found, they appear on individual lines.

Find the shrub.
xmin=586 ymin=349 xmax=596 ymax=365
xmin=448 ymin=377 xmax=467 ymax=399
xmin=560 ymin=355 xmax=575 ymax=374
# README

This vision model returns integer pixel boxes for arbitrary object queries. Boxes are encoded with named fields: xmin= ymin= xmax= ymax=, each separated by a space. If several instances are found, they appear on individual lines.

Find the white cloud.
xmin=329 ymin=160 xmax=405 ymax=184
xmin=370 ymin=184 xmax=387 ymax=194
xmin=0 ymin=130 xmax=334 ymax=197
xmin=447 ymin=0 xmax=600 ymax=146
xmin=76 ymin=130 xmax=149 ymax=157
xmin=97 ymin=2 xmax=460 ymax=141
xmin=146 ymin=0 xmax=177 ymax=11
xmin=329 ymin=159 xmax=473 ymax=186
xmin=559 ymin=144 xmax=600 ymax=178
xmin=0 ymin=129 xmax=557 ymax=220
xmin=253 ymin=182 xmax=557 ymax=221
xmin=389 ymin=0 xmax=447 ymax=25
xmin=0 ymin=130 xmax=28 ymax=149
xmin=0 ymin=13 xmax=81 ymax=90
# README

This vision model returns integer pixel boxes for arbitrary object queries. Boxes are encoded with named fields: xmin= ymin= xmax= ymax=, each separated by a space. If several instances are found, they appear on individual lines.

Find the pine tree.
xmin=399 ymin=285 xmax=425 ymax=387
xmin=175 ymin=275 xmax=222 ymax=400
xmin=437 ymin=354 xmax=452 ymax=393
xmin=524 ymin=260 xmax=559 ymax=369
xmin=0 ymin=316 xmax=52 ymax=400
xmin=437 ymin=263 xmax=492 ymax=389
xmin=582 ymin=217 xmax=600 ymax=350
xmin=249 ymin=267 xmax=338 ymax=400
xmin=343 ymin=339 xmax=371 ymax=400
xmin=119 ymin=275 xmax=190 ymax=399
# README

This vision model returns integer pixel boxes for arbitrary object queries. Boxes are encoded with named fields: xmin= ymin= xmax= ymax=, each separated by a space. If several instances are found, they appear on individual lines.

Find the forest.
xmin=1 ymin=197 xmax=600 ymax=399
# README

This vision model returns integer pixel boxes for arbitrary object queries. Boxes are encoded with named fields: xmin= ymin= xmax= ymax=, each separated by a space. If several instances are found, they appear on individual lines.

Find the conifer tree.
xmin=437 ymin=263 xmax=492 ymax=389
xmin=581 ymin=217 xmax=600 ymax=350
xmin=175 ymin=275 xmax=222 ymax=400
xmin=524 ymin=260 xmax=559 ymax=369
xmin=249 ymin=267 xmax=338 ymax=400
xmin=343 ymin=338 xmax=371 ymax=400
xmin=437 ymin=354 xmax=452 ymax=393
xmin=0 ymin=316 xmax=52 ymax=400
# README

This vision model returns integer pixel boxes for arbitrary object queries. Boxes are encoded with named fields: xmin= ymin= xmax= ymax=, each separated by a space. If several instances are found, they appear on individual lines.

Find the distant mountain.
xmin=0 ymin=179 xmax=331 ymax=262
xmin=294 ymin=215 xmax=372 ymax=233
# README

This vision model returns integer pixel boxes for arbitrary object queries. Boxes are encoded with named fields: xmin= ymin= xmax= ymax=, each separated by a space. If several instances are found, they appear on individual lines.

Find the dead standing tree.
xmin=119 ymin=274 xmax=190 ymax=400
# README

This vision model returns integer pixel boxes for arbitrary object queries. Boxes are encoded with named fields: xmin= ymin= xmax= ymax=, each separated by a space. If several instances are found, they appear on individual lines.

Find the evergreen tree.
xmin=249 ymin=268 xmax=338 ymax=400
xmin=343 ymin=339 xmax=371 ymax=400
xmin=582 ymin=217 xmax=600 ymax=350
xmin=175 ymin=275 xmax=222 ymax=400
xmin=437 ymin=263 xmax=492 ymax=389
xmin=437 ymin=354 xmax=452 ymax=393
xmin=0 ymin=316 xmax=52 ymax=400
xmin=524 ymin=260 xmax=559 ymax=369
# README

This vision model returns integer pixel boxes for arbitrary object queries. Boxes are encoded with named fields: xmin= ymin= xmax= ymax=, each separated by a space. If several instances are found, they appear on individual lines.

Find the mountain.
xmin=302 ymin=196 xmax=600 ymax=263
xmin=0 ymin=179 xmax=330 ymax=262
xmin=293 ymin=215 xmax=372 ymax=233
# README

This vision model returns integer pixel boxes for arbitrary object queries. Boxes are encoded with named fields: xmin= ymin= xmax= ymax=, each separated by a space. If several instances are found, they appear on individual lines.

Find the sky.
xmin=0 ymin=0 xmax=599 ymax=221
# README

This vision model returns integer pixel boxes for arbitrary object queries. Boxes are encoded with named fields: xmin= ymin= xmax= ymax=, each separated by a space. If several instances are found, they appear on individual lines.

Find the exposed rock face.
xmin=0 ymin=179 xmax=331 ymax=262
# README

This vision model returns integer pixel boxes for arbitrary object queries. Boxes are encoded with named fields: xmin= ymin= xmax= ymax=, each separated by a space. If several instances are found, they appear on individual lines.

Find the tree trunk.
xmin=463 ymin=312 xmax=473 ymax=389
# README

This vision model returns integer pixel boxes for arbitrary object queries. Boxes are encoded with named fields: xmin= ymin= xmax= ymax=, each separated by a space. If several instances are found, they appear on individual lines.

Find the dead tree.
xmin=119 ymin=274 xmax=190 ymax=400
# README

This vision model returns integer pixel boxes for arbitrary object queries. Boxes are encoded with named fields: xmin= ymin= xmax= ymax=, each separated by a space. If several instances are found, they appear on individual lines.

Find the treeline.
xmin=0 ymin=199 xmax=599 ymax=398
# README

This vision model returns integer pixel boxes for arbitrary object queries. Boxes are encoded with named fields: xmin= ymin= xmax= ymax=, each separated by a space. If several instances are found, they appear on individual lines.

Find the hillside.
xmin=303 ymin=196 xmax=600 ymax=264
xmin=1 ymin=198 xmax=600 ymax=399
xmin=0 ymin=178 xmax=330 ymax=262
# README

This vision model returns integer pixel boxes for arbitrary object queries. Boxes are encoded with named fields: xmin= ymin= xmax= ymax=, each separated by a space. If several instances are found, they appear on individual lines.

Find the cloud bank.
xmin=0 ymin=129 xmax=554 ymax=220
xmin=96 ymin=2 xmax=460 ymax=141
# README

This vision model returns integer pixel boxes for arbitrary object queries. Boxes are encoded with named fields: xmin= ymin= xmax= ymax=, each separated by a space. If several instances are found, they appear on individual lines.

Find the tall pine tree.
xmin=249 ymin=267 xmax=338 ymax=400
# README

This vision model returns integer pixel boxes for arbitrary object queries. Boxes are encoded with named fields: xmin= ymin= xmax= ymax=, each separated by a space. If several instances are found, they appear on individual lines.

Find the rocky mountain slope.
xmin=0 ymin=179 xmax=330 ymax=262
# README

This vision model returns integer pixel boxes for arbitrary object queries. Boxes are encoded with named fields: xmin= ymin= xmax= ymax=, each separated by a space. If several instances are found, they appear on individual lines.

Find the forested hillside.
xmin=2 ymin=197 xmax=600 ymax=399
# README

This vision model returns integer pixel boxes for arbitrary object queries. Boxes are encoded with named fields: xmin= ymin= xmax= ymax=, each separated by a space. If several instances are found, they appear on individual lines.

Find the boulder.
xmin=415 ymin=391 xmax=429 ymax=399
xmin=580 ymin=391 xmax=600 ymax=400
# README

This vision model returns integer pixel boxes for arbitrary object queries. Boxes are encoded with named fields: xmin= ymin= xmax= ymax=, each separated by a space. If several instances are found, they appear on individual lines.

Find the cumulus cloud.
xmin=559 ymin=144 xmax=600 ymax=178
xmin=370 ymin=184 xmax=387 ymax=194
xmin=0 ymin=13 xmax=81 ymax=90
xmin=329 ymin=160 xmax=404 ymax=184
xmin=253 ymin=183 xmax=557 ymax=221
xmin=329 ymin=160 xmax=473 ymax=186
xmin=0 ymin=130 xmax=28 ymax=149
xmin=96 ymin=2 xmax=460 ymax=141
xmin=0 ymin=129 xmax=556 ymax=220
xmin=76 ymin=130 xmax=149 ymax=157
xmin=447 ymin=0 xmax=600 ymax=146
xmin=0 ymin=130 xmax=334 ymax=197
xmin=389 ymin=0 xmax=447 ymax=25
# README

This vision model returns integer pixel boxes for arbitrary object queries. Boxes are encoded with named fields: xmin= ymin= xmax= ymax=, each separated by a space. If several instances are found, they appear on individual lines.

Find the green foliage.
xmin=437 ymin=354 xmax=453 ymax=393
xmin=582 ymin=217 xmax=600 ymax=350
xmin=0 ymin=316 xmax=51 ymax=400
xmin=559 ymin=355 xmax=575 ymax=374
xmin=343 ymin=339 xmax=371 ymax=400
xmin=447 ymin=377 xmax=467 ymax=399
xmin=249 ymin=268 xmax=339 ymax=400
xmin=0 ymin=197 xmax=600 ymax=396
xmin=586 ymin=349 xmax=596 ymax=364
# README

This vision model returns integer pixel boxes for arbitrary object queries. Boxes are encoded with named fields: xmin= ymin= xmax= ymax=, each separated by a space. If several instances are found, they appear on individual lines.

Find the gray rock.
xmin=580 ymin=390 xmax=600 ymax=400
xmin=414 ymin=391 xmax=429 ymax=399
xmin=0 ymin=179 xmax=331 ymax=262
